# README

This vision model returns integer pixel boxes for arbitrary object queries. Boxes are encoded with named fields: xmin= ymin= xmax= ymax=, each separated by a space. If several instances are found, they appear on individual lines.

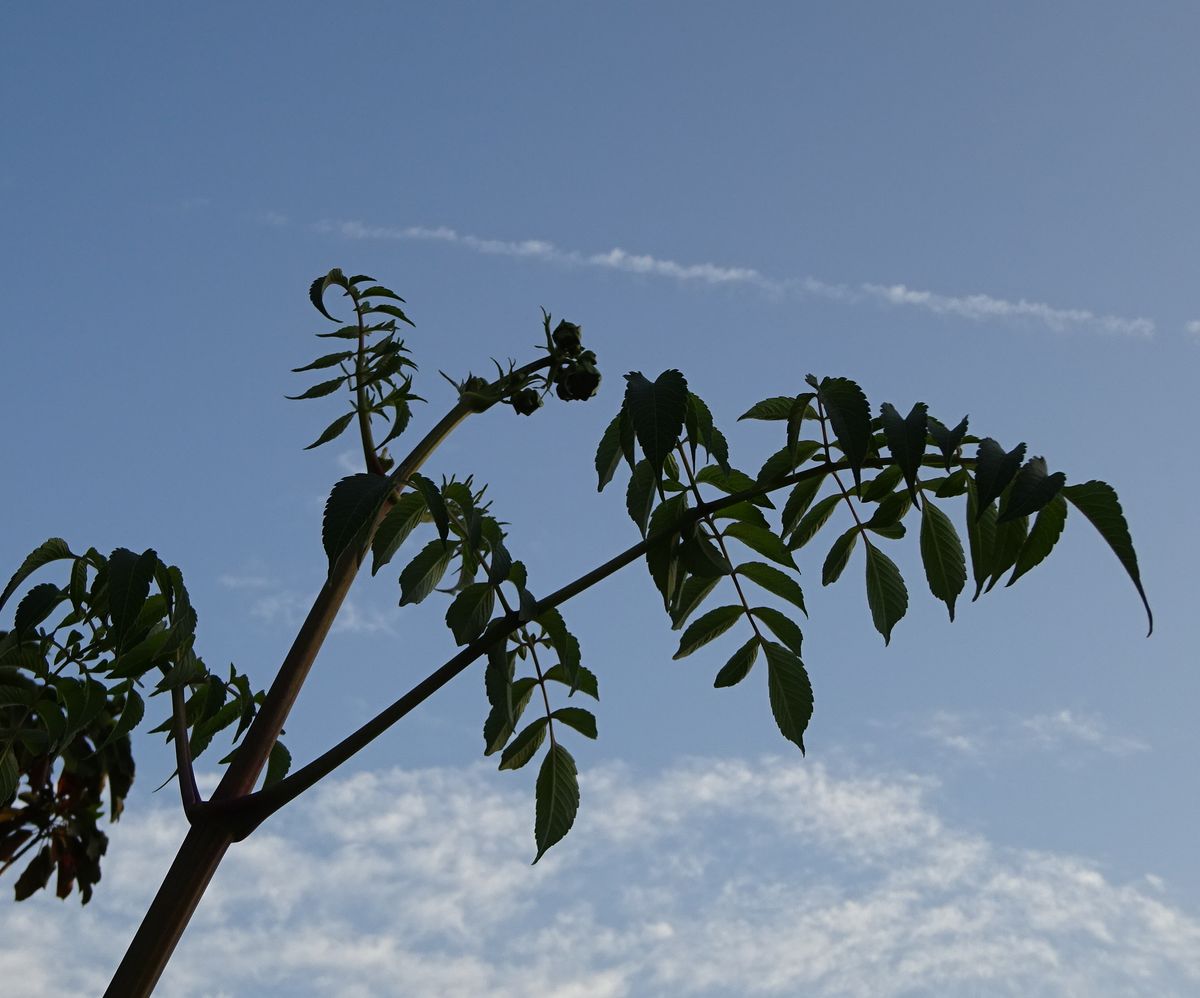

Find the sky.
xmin=2 ymin=3 xmax=1198 ymax=995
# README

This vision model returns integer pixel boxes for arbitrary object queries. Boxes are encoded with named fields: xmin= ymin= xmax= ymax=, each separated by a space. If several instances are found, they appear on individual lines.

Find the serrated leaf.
xmin=358 ymin=285 xmax=405 ymax=301
xmin=1062 ymin=481 xmax=1152 ymax=634
xmin=322 ymin=474 xmax=392 ymax=570
xmin=371 ymin=491 xmax=428 ymax=575
xmin=934 ymin=469 xmax=969 ymax=498
xmin=764 ymin=641 xmax=813 ymax=753
xmin=533 ymin=743 xmax=579 ymax=863
xmin=928 ymin=415 xmax=969 ymax=470
xmin=722 ymin=522 xmax=796 ymax=569
xmin=860 ymin=465 xmax=905 ymax=503
xmin=626 ymin=460 xmax=656 ymax=535
xmin=499 ymin=717 xmax=548 ymax=770
xmin=735 ymin=562 xmax=806 ymax=616
xmin=304 ymin=411 xmax=356 ymax=451
xmin=865 ymin=490 xmax=911 ymax=531
xmin=292 ymin=351 xmax=353 ymax=373
xmin=781 ymin=476 xmax=826 ymax=536
xmin=365 ymin=302 xmax=415 ymax=326
xmin=999 ymin=457 xmax=1066 ymax=523
xmin=309 ymin=273 xmax=342 ymax=322
xmin=821 ymin=528 xmax=859 ymax=586
xmin=543 ymin=663 xmax=599 ymax=700
xmin=973 ymin=438 xmax=1026 ymax=515
xmin=0 ymin=538 xmax=74 ymax=613
xmin=285 ymin=376 xmax=346 ymax=401
xmin=985 ymin=515 xmax=1028 ymax=593
xmin=714 ymin=637 xmax=759 ymax=688
xmin=817 ymin=377 xmax=872 ymax=489
xmin=623 ymin=369 xmax=688 ymax=483
xmin=670 ymin=575 xmax=721 ymax=630
xmin=757 ymin=441 xmax=820 ymax=486
xmin=398 ymin=540 xmax=456 ymax=606
xmin=788 ymin=494 xmax=841 ymax=550
xmin=484 ymin=677 xmax=538 ymax=754
xmin=865 ymin=545 xmax=907 ymax=644
xmin=14 ymin=583 xmax=63 ymax=637
xmin=713 ymin=501 xmax=770 ymax=530
xmin=107 ymin=548 xmax=157 ymax=646
xmin=97 ymin=689 xmax=144 ymax=751
xmin=686 ymin=393 xmax=728 ymax=471
xmin=595 ymin=411 xmax=624 ymax=492
xmin=673 ymin=604 xmax=743 ymax=659
xmin=695 ymin=466 xmax=775 ymax=508
xmin=409 ymin=474 xmax=449 ymax=544
xmin=551 ymin=707 xmax=597 ymax=739
xmin=678 ymin=534 xmax=732 ymax=579
xmin=738 ymin=396 xmax=798 ymax=421
xmin=880 ymin=402 xmax=928 ymax=501
xmin=445 ymin=583 xmax=495 ymax=645
xmin=1007 ymin=494 xmax=1068 ymax=588
xmin=263 ymin=740 xmax=292 ymax=788
xmin=966 ymin=482 xmax=997 ymax=600
xmin=0 ymin=747 xmax=17 ymax=805
xmin=13 ymin=845 xmax=53 ymax=901
xmin=750 ymin=606 xmax=803 ymax=655
xmin=919 ymin=500 xmax=966 ymax=620
xmin=538 ymin=609 xmax=582 ymax=692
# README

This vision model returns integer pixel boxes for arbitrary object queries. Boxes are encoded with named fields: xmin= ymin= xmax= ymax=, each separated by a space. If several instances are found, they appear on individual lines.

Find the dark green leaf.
xmin=107 ymin=548 xmax=157 ymax=646
xmin=595 ymin=411 xmax=625 ymax=492
xmin=409 ymin=474 xmax=449 ymax=544
xmin=919 ymin=500 xmax=966 ymax=620
xmin=738 ymin=396 xmax=798 ymax=421
xmin=880 ymin=402 xmax=928 ymax=501
xmin=735 ymin=562 xmax=806 ymax=616
xmin=323 ymin=474 xmax=392 ymax=570
xmin=0 ymin=538 xmax=73 ymax=613
xmin=365 ymin=303 xmax=415 ymax=326
xmin=670 ymin=575 xmax=721 ymax=629
xmin=13 ymin=846 xmax=54 ymax=901
xmin=1008 ymin=494 xmax=1068 ymax=588
xmin=309 ymin=273 xmax=342 ymax=322
xmin=780 ymin=476 xmax=826 ymax=536
xmin=263 ymin=740 xmax=292 ymax=788
xmin=292 ymin=351 xmax=353 ymax=373
xmin=14 ymin=583 xmax=63 ymax=637
xmin=623 ymin=369 xmax=689 ymax=482
xmin=286 ymin=376 xmax=346 ymax=401
xmin=371 ymin=491 xmax=428 ymax=575
xmin=860 ymin=465 xmax=905 ymax=503
xmin=974 ymin=438 xmax=1026 ymax=516
xmin=538 ymin=609 xmax=582 ymax=692
xmin=398 ymin=540 xmax=456 ymax=606
xmin=788 ymin=494 xmax=841 ymax=550
xmin=0 ymin=747 xmax=17 ymax=805
xmin=751 ymin=606 xmax=803 ymax=655
xmin=821 ymin=528 xmax=859 ymax=586
xmin=757 ymin=441 xmax=820 ymax=486
xmin=673 ymin=605 xmax=743 ymax=659
xmin=722 ymin=523 xmax=796 ymax=569
xmin=626 ymin=460 xmax=656 ymax=535
xmin=713 ymin=501 xmax=770 ymax=530
xmin=445 ymin=584 xmax=496 ymax=645
xmin=865 ymin=490 xmax=911 ymax=530
xmin=1062 ymin=481 xmax=1152 ymax=634
xmin=303 ymin=411 xmax=356 ymax=451
xmin=817 ymin=377 xmax=872 ymax=489
xmin=678 ymin=534 xmax=732 ymax=579
xmin=714 ymin=637 xmax=759 ymax=688
xmin=686 ymin=393 xmax=728 ymax=471
xmin=966 ymin=482 xmax=997 ymax=600
xmin=985 ymin=516 xmax=1028 ymax=593
xmin=765 ymin=642 xmax=813 ymax=753
xmin=484 ymin=678 xmax=538 ymax=755
xmin=533 ymin=744 xmax=579 ymax=863
xmin=934 ymin=469 xmax=969 ymax=498
xmin=865 ymin=545 xmax=907 ymax=644
xmin=999 ymin=457 xmax=1066 ymax=523
xmin=928 ymin=415 xmax=969 ymax=470
xmin=695 ymin=466 xmax=775 ymax=508
xmin=499 ymin=717 xmax=548 ymax=771
xmin=358 ymin=285 xmax=405 ymax=301
xmin=551 ymin=707 xmax=597 ymax=739
xmin=543 ymin=663 xmax=599 ymax=700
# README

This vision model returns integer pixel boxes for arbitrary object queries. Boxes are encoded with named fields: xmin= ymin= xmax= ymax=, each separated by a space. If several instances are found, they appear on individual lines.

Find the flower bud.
xmin=511 ymin=388 xmax=542 ymax=416
xmin=551 ymin=320 xmax=583 ymax=356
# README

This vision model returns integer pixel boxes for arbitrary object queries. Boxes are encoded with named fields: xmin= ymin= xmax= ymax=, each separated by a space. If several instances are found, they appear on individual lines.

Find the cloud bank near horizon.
xmin=7 ymin=756 xmax=1196 ymax=997
xmin=317 ymin=220 xmax=1156 ymax=339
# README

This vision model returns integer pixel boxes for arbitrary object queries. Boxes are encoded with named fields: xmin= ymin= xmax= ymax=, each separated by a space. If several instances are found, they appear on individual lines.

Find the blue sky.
xmin=2 ymin=4 xmax=1198 ymax=995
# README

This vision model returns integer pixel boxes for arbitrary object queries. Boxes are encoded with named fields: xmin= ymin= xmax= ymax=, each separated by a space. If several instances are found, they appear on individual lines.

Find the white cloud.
xmin=916 ymin=707 xmax=1148 ymax=760
xmin=1185 ymin=320 xmax=1200 ymax=337
xmin=316 ymin=219 xmax=1156 ymax=338
xmin=5 ymin=757 xmax=1196 ymax=997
